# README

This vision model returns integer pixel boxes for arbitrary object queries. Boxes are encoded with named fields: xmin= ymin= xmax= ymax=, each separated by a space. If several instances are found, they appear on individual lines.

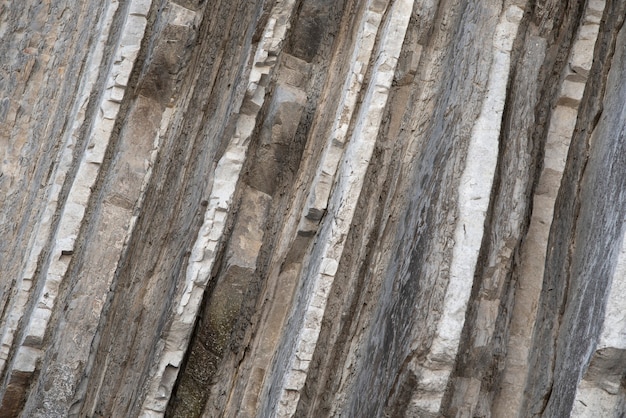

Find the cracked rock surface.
xmin=1 ymin=0 xmax=626 ymax=416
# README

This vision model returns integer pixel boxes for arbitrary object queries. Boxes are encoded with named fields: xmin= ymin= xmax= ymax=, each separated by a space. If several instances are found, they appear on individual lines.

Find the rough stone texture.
xmin=1 ymin=0 xmax=626 ymax=417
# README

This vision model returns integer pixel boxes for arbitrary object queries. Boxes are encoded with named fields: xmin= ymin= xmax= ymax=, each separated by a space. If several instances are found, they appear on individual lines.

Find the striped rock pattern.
xmin=1 ymin=0 xmax=625 ymax=416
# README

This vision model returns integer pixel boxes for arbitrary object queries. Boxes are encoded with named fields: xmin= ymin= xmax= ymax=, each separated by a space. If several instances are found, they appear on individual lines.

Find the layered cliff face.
xmin=1 ymin=0 xmax=626 ymax=416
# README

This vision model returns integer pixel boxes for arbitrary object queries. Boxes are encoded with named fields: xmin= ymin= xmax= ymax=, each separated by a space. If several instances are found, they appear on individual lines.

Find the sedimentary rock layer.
xmin=1 ymin=0 xmax=625 ymax=417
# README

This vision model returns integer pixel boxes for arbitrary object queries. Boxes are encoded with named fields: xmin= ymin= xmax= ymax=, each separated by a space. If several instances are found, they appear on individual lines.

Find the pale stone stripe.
xmin=0 ymin=0 xmax=152 ymax=378
xmin=415 ymin=4 xmax=524 ymax=415
xmin=275 ymin=0 xmax=414 ymax=415
xmin=139 ymin=0 xmax=299 ymax=415
xmin=495 ymin=1 xmax=605 ymax=415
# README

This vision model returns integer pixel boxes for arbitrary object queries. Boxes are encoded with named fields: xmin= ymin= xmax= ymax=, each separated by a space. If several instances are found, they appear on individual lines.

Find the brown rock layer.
xmin=1 ymin=0 xmax=625 ymax=417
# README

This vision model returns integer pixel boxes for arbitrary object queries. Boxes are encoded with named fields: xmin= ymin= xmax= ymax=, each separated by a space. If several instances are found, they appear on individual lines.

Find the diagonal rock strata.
xmin=1 ymin=0 xmax=626 ymax=417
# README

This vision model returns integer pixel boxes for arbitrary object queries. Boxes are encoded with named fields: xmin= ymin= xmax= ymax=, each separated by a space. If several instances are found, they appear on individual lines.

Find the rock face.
xmin=1 ymin=0 xmax=626 ymax=416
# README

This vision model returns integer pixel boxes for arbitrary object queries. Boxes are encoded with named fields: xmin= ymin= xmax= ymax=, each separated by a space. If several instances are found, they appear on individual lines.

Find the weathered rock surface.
xmin=1 ymin=0 xmax=625 ymax=416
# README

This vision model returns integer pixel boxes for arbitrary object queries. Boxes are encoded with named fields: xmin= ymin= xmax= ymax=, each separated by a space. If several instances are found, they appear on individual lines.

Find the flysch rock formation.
xmin=1 ymin=0 xmax=625 ymax=416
